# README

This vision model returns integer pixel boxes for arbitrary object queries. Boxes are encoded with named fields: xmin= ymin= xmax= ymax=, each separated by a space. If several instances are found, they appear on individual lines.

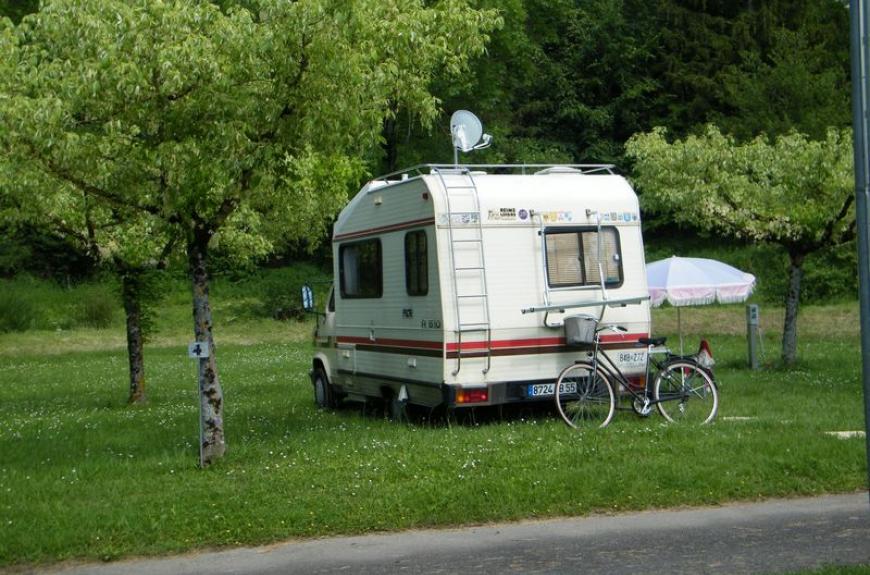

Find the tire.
xmin=653 ymin=360 xmax=718 ymax=424
xmin=312 ymin=367 xmax=335 ymax=409
xmin=554 ymin=362 xmax=616 ymax=429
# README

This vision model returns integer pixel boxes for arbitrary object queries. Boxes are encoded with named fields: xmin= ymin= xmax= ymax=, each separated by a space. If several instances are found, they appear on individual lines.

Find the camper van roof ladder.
xmin=432 ymin=167 xmax=493 ymax=376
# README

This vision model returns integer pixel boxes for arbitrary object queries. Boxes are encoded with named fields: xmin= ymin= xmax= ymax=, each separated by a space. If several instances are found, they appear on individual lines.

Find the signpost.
xmin=848 ymin=0 xmax=870 ymax=504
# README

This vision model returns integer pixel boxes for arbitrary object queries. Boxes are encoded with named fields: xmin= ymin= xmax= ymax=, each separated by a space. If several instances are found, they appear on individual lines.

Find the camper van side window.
xmin=545 ymin=227 xmax=623 ymax=288
xmin=339 ymin=239 xmax=383 ymax=298
xmin=405 ymin=230 xmax=428 ymax=296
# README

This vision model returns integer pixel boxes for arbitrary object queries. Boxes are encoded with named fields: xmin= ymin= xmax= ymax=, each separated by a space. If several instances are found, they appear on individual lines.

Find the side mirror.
xmin=301 ymin=284 xmax=314 ymax=312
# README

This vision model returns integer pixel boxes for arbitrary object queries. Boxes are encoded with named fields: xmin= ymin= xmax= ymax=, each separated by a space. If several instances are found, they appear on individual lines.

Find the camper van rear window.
xmin=544 ymin=227 xmax=623 ymax=289
xmin=405 ymin=230 xmax=428 ymax=296
xmin=340 ymin=239 xmax=383 ymax=298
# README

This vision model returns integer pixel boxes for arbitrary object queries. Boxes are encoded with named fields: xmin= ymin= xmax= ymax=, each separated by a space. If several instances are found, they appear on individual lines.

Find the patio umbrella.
xmin=646 ymin=256 xmax=756 ymax=353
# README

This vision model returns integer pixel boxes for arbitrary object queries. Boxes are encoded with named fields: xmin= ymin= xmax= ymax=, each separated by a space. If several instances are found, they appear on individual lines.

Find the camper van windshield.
xmin=544 ymin=227 xmax=623 ymax=288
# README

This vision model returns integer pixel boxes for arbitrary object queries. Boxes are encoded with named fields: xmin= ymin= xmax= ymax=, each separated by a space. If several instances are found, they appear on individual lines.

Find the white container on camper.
xmin=307 ymin=164 xmax=651 ymax=413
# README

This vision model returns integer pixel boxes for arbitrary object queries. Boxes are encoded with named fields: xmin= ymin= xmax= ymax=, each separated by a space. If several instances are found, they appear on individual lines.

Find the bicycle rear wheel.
xmin=554 ymin=362 xmax=615 ymax=429
xmin=653 ymin=360 xmax=718 ymax=424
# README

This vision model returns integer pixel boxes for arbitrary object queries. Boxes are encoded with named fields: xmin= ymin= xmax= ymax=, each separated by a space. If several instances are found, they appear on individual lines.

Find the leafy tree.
xmin=626 ymin=126 xmax=855 ymax=364
xmin=0 ymin=11 xmax=183 ymax=406
xmin=0 ymin=0 xmax=497 ymax=465
xmin=643 ymin=0 xmax=849 ymax=141
xmin=375 ymin=0 xmax=504 ymax=171
xmin=716 ymin=5 xmax=850 ymax=140
xmin=381 ymin=0 xmax=544 ymax=172
xmin=385 ymin=0 xmax=852 ymax=172
xmin=382 ymin=0 xmax=622 ymax=167
xmin=0 ymin=0 xmax=37 ymax=23
xmin=518 ymin=0 xmax=660 ymax=163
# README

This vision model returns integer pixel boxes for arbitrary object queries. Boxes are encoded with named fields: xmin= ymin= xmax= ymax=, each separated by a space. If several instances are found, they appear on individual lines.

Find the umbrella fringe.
xmin=667 ymin=296 xmax=717 ymax=306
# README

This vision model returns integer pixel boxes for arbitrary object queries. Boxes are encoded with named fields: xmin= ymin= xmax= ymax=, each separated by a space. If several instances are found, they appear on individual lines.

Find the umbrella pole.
xmin=678 ymin=307 xmax=684 ymax=355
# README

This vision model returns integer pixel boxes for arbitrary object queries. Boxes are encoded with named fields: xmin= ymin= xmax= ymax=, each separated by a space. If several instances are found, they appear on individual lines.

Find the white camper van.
xmin=307 ymin=163 xmax=651 ymax=415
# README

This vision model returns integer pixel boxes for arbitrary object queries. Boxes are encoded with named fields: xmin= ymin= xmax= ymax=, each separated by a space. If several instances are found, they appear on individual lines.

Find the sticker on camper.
xmin=488 ymin=208 xmax=517 ymax=221
xmin=439 ymin=213 xmax=480 ymax=225
xmin=518 ymin=209 xmax=529 ymax=221
xmin=541 ymin=211 xmax=574 ymax=223
xmin=601 ymin=211 xmax=639 ymax=223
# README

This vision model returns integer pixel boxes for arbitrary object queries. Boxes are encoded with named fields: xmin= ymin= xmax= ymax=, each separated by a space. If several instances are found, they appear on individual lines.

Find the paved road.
xmin=38 ymin=493 xmax=870 ymax=575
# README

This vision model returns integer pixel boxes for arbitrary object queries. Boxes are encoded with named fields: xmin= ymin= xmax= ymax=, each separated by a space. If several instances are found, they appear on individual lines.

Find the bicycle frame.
xmin=555 ymin=315 xmax=719 ymax=428
xmin=585 ymin=334 xmax=670 ymax=408
xmin=585 ymin=331 xmax=716 ymax=414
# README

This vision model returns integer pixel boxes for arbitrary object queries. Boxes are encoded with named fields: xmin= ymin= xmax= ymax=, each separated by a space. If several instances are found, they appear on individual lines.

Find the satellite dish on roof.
xmin=450 ymin=110 xmax=492 ymax=165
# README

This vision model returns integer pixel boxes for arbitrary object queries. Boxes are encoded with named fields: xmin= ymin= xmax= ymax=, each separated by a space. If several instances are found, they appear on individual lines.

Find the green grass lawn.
xmin=0 ymin=303 xmax=866 ymax=568
xmin=782 ymin=567 xmax=870 ymax=575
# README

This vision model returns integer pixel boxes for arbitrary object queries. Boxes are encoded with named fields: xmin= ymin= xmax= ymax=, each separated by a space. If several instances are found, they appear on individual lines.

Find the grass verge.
xmin=0 ymin=303 xmax=866 ymax=568
xmin=780 ymin=567 xmax=870 ymax=575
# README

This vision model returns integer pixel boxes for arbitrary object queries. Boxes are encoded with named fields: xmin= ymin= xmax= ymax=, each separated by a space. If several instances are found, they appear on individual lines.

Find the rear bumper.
xmin=444 ymin=379 xmax=560 ymax=408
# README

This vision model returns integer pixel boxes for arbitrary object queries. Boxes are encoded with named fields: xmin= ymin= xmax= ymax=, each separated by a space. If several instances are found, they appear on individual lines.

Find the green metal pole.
xmin=849 ymin=0 xmax=870 ymax=504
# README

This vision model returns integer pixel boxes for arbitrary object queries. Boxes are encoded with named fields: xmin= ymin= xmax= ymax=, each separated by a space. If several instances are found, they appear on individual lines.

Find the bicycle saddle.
xmin=638 ymin=336 xmax=667 ymax=347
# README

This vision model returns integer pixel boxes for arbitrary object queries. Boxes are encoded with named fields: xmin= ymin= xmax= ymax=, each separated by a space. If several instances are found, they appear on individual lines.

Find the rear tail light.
xmin=456 ymin=388 xmax=489 ymax=404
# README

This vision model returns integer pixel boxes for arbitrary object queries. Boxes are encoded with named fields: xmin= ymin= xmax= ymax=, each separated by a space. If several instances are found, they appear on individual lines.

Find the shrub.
xmin=258 ymin=263 xmax=330 ymax=321
xmin=0 ymin=285 xmax=42 ymax=332
xmin=75 ymin=283 xmax=117 ymax=328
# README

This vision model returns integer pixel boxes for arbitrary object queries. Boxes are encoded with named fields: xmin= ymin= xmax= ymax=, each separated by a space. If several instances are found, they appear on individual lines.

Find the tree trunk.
xmin=188 ymin=232 xmax=226 ymax=466
xmin=781 ymin=250 xmax=805 ymax=365
xmin=122 ymin=271 xmax=146 ymax=405
xmin=382 ymin=110 xmax=399 ymax=173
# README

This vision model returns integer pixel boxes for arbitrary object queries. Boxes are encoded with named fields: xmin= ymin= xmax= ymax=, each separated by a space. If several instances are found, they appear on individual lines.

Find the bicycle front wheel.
xmin=554 ymin=362 xmax=615 ymax=429
xmin=653 ymin=361 xmax=718 ymax=424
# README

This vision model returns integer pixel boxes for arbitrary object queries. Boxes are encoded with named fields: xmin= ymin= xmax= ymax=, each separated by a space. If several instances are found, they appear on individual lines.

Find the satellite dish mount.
xmin=450 ymin=110 xmax=492 ymax=166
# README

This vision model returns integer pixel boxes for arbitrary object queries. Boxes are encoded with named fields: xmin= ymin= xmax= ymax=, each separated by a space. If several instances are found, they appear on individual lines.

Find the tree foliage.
xmin=387 ymin=0 xmax=851 ymax=169
xmin=0 ymin=0 xmax=498 ymax=464
xmin=0 ymin=0 xmax=37 ymax=23
xmin=626 ymin=125 xmax=855 ymax=363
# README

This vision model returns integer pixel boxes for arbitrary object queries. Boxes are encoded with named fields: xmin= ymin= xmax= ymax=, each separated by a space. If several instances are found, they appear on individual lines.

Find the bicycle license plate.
xmin=527 ymin=382 xmax=577 ymax=397
xmin=617 ymin=351 xmax=647 ymax=369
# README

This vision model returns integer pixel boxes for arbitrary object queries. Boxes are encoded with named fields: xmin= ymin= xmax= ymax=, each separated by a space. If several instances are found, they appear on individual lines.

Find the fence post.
xmin=746 ymin=304 xmax=760 ymax=370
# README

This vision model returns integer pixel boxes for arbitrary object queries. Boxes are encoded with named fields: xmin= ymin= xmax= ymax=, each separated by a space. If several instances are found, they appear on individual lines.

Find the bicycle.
xmin=554 ymin=315 xmax=718 ymax=429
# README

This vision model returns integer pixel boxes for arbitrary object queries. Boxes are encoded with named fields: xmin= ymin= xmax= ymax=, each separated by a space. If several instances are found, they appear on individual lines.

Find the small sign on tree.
xmin=188 ymin=342 xmax=210 ymax=359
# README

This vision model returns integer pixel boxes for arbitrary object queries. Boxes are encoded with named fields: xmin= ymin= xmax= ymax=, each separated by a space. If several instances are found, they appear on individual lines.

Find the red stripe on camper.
xmin=445 ymin=333 xmax=647 ymax=352
xmin=333 ymin=217 xmax=436 ymax=241
xmin=600 ymin=332 xmax=647 ymax=344
xmin=446 ymin=337 xmax=563 ymax=352
xmin=335 ymin=333 xmax=648 ymax=357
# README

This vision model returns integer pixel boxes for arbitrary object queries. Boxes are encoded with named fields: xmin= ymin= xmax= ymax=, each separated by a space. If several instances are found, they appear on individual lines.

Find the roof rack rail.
xmin=371 ymin=163 xmax=618 ymax=187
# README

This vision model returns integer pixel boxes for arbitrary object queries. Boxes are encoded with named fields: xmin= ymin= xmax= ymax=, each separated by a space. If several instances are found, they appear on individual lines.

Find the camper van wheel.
xmin=312 ymin=368 xmax=335 ymax=409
